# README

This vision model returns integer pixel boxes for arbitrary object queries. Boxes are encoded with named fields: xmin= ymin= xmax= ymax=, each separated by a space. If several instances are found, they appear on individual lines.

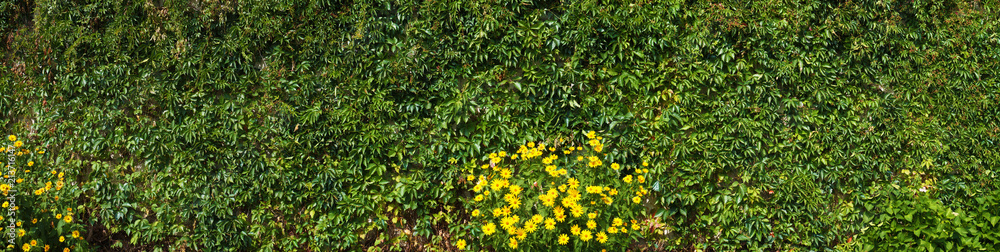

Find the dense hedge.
xmin=2 ymin=0 xmax=999 ymax=251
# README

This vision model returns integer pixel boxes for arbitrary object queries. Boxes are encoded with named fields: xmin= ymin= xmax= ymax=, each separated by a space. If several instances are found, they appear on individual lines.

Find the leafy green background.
xmin=2 ymin=0 xmax=999 ymax=251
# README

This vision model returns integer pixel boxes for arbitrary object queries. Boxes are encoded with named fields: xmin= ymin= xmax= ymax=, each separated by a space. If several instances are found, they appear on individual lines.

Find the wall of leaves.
xmin=2 ymin=0 xmax=999 ymax=251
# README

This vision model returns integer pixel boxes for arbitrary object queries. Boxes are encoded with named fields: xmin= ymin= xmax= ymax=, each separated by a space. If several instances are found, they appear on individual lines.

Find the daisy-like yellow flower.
xmin=571 ymin=225 xmax=581 ymax=235
xmin=623 ymin=175 xmax=633 ymax=184
xmin=16 ymin=221 xmax=21 ymax=227
xmin=637 ymin=175 xmax=645 ymax=183
xmin=22 ymin=244 xmax=29 ymax=252
xmin=500 ymin=168 xmax=512 ymax=179
xmin=44 ymin=244 xmax=50 ymax=252
xmin=492 ymin=208 xmax=503 ymax=217
xmin=544 ymin=218 xmax=556 ymax=230
xmin=567 ymin=178 xmax=580 ymax=188
xmin=632 ymin=196 xmax=642 ymax=204
xmin=588 ymin=212 xmax=597 ymax=219
xmin=587 ymin=220 xmax=597 ymax=229
xmin=580 ymin=230 xmax=593 ymax=241
xmin=13 ymin=141 xmax=22 ymax=148
xmin=611 ymin=163 xmax=620 ymax=170
xmin=508 ymin=236 xmax=518 ymax=249
xmin=27 ymin=161 xmax=33 ymax=167
xmin=632 ymin=223 xmax=641 ymax=230
xmin=30 ymin=240 xmax=36 ymax=246
xmin=509 ymin=184 xmax=523 ymax=195
xmin=466 ymin=175 xmax=475 ymax=181
xmin=587 ymin=131 xmax=596 ymax=139
xmin=31 ymin=219 xmax=37 ymax=224
xmin=7 ymin=135 xmax=14 ymax=142
xmin=558 ymin=233 xmax=570 ymax=244
xmin=643 ymin=161 xmax=648 ymax=167
xmin=56 ymin=214 xmax=62 ymax=220
xmin=596 ymin=231 xmax=608 ymax=243
xmin=474 ymin=195 xmax=484 ymax=202
xmin=482 ymin=222 xmax=497 ymax=235
xmin=511 ymin=154 xmax=518 ymax=160
xmin=455 ymin=239 xmax=466 ymax=250
xmin=577 ymin=156 xmax=583 ymax=161
xmin=64 ymin=248 xmax=70 ymax=252
xmin=72 ymin=230 xmax=80 ymax=238
xmin=602 ymin=196 xmax=613 ymax=205
xmin=613 ymin=218 xmax=624 ymax=227
xmin=523 ymin=221 xmax=538 ymax=233
xmin=608 ymin=225 xmax=618 ymax=234
xmin=17 ymin=229 xmax=24 ymax=237
xmin=471 ymin=209 xmax=480 ymax=217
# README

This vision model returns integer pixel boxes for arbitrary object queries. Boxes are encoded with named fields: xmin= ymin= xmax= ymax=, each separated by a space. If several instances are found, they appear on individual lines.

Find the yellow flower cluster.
xmin=463 ymin=131 xmax=653 ymax=250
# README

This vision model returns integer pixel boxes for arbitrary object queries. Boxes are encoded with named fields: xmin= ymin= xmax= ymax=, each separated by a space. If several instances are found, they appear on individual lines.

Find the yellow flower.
xmin=471 ymin=209 xmax=480 ymax=217
xmin=596 ymin=231 xmax=608 ymax=243
xmin=577 ymin=156 xmax=583 ymax=161
xmin=511 ymin=154 xmax=518 ymax=160
xmin=637 ymin=175 xmax=645 ymax=183
xmin=623 ymin=175 xmax=633 ymax=184
xmin=602 ymin=196 xmax=613 ymax=205
xmin=482 ymin=190 xmax=489 ymax=196
xmin=587 ymin=131 xmax=596 ymax=139
xmin=72 ymin=230 xmax=80 ymax=238
xmin=31 ymin=218 xmax=37 ymax=224
xmin=27 ymin=161 xmax=33 ymax=167
xmin=56 ymin=214 xmax=62 ymax=219
xmin=499 ymin=151 xmax=507 ymax=157
xmin=523 ymin=221 xmax=537 ymax=233
xmin=611 ymin=163 xmax=620 ymax=170
xmin=44 ymin=244 xmax=50 ymax=252
xmin=643 ymin=161 xmax=648 ymax=167
xmin=580 ymin=230 xmax=593 ymax=241
xmin=588 ymin=212 xmax=597 ymax=219
xmin=466 ymin=175 xmax=475 ymax=181
xmin=455 ymin=239 xmax=466 ymax=250
xmin=474 ymin=195 xmax=484 ymax=202
xmin=632 ymin=196 xmax=642 ymax=204
xmin=30 ymin=240 xmax=36 ymax=246
xmin=632 ymin=223 xmax=641 ymax=230
xmin=608 ymin=226 xmax=618 ymax=234
xmin=22 ymin=244 xmax=29 ymax=252
xmin=482 ymin=222 xmax=497 ymax=235
xmin=14 ymin=141 xmax=22 ymax=148
xmin=549 ymin=147 xmax=556 ymax=152
xmin=558 ymin=233 xmax=570 ymax=244
xmin=527 ymin=142 xmax=535 ymax=148
xmin=571 ymin=225 xmax=581 ymax=235
xmin=64 ymin=248 xmax=70 ymax=252
xmin=508 ymin=236 xmax=518 ymax=249
xmin=58 ymin=172 xmax=64 ymax=178
xmin=16 ymin=221 xmax=20 ymax=227
xmin=587 ymin=220 xmax=597 ymax=229
xmin=7 ymin=135 xmax=14 ymax=142
xmin=59 ymin=236 xmax=64 ymax=242
xmin=544 ymin=218 xmax=556 ymax=230
xmin=500 ymin=168 xmax=512 ymax=179
xmin=613 ymin=218 xmax=624 ymax=227
xmin=17 ymin=229 xmax=24 ymax=237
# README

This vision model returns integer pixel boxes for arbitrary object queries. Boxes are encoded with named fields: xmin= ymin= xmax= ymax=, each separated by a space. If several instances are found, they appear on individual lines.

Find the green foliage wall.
xmin=2 ymin=0 xmax=999 ymax=251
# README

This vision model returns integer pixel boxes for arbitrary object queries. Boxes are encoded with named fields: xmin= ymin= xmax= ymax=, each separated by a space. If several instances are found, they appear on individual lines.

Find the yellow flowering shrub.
xmin=460 ymin=131 xmax=653 ymax=250
xmin=4 ymin=135 xmax=87 ymax=251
